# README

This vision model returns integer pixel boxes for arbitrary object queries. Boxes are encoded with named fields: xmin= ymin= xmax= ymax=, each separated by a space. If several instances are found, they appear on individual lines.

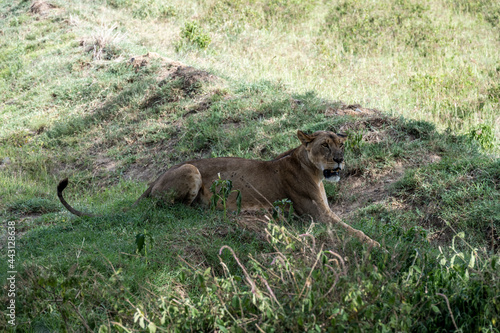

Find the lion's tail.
xmin=57 ymin=178 xmax=95 ymax=217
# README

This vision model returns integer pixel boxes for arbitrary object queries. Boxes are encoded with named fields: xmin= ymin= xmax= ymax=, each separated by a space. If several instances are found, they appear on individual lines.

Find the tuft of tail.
xmin=57 ymin=178 xmax=94 ymax=217
xmin=57 ymin=178 xmax=69 ymax=193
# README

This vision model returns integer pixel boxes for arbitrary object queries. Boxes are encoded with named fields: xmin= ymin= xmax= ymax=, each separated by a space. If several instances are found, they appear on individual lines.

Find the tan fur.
xmin=58 ymin=130 xmax=380 ymax=247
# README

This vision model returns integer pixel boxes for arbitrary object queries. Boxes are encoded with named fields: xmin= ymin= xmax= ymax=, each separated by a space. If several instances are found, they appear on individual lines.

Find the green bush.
xmin=123 ymin=222 xmax=500 ymax=332
xmin=176 ymin=21 xmax=212 ymax=51
xmin=468 ymin=124 xmax=496 ymax=150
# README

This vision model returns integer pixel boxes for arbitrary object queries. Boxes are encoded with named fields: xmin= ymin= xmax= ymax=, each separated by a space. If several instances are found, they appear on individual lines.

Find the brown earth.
xmin=130 ymin=52 xmax=218 ymax=90
xmin=325 ymin=103 xmax=381 ymax=118
xmin=29 ymin=1 xmax=59 ymax=16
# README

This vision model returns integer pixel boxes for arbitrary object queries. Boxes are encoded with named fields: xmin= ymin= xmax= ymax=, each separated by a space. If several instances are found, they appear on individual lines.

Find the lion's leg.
xmin=151 ymin=164 xmax=203 ymax=205
xmin=319 ymin=207 xmax=380 ymax=248
xmin=290 ymin=188 xmax=380 ymax=248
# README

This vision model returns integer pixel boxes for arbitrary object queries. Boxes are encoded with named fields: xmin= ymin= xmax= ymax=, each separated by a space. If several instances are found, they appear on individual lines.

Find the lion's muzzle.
xmin=323 ymin=169 xmax=340 ymax=179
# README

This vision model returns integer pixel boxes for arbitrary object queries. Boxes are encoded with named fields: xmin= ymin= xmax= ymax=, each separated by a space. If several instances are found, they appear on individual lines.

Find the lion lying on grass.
xmin=58 ymin=130 xmax=380 ymax=247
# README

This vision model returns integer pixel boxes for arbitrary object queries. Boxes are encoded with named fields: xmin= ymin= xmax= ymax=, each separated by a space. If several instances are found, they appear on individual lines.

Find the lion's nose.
xmin=333 ymin=157 xmax=344 ymax=164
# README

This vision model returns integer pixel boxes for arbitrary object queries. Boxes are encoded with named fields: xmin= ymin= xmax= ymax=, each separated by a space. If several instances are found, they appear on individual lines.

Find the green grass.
xmin=0 ymin=0 xmax=499 ymax=331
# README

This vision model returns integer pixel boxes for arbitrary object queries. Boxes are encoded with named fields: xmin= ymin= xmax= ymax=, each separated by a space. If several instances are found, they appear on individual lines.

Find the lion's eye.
xmin=322 ymin=143 xmax=329 ymax=148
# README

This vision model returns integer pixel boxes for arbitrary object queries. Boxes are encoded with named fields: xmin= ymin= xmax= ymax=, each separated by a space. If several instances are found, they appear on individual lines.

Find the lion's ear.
xmin=337 ymin=133 xmax=348 ymax=142
xmin=297 ymin=130 xmax=315 ymax=145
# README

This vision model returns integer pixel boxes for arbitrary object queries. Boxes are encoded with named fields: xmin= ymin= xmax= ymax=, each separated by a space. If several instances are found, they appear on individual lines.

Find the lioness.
xmin=58 ymin=130 xmax=380 ymax=247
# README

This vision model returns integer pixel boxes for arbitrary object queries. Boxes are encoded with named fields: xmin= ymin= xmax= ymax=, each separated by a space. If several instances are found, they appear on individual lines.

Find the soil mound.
xmin=30 ymin=1 xmax=56 ymax=15
xmin=326 ymin=103 xmax=381 ymax=117
xmin=130 ymin=52 xmax=217 ymax=88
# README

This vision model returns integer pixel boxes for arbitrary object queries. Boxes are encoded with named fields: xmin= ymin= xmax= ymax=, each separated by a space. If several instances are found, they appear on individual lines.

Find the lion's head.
xmin=297 ymin=130 xmax=347 ymax=183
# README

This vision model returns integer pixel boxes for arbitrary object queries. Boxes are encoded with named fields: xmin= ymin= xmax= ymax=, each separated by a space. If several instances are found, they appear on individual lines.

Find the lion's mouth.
xmin=323 ymin=168 xmax=340 ymax=179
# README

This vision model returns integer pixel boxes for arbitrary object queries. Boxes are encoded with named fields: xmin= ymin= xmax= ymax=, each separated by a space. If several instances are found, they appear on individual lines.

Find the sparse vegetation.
xmin=0 ymin=0 xmax=498 ymax=331
xmin=84 ymin=22 xmax=126 ymax=60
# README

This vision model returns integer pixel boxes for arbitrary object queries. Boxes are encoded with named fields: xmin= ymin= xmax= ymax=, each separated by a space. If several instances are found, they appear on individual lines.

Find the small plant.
xmin=209 ymin=173 xmax=242 ymax=222
xmin=345 ymin=130 xmax=364 ymax=153
xmin=468 ymin=124 xmax=496 ymax=150
xmin=272 ymin=198 xmax=294 ymax=223
xmin=135 ymin=229 xmax=154 ymax=263
xmin=84 ymin=22 xmax=125 ymax=60
xmin=176 ymin=21 xmax=211 ymax=51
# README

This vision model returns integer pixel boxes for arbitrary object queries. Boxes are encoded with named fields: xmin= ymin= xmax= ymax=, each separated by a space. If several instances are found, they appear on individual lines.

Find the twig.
xmin=124 ymin=298 xmax=168 ymax=332
xmin=327 ymin=250 xmax=347 ymax=275
xmin=323 ymin=265 xmax=340 ymax=298
xmin=219 ymin=260 xmax=245 ymax=319
xmin=405 ymin=249 xmax=419 ymax=284
xmin=141 ymin=283 xmax=160 ymax=299
xmin=110 ymin=321 xmax=134 ymax=332
xmin=258 ymin=275 xmax=281 ymax=306
xmin=436 ymin=293 xmax=459 ymax=331
xmin=94 ymin=245 xmax=117 ymax=275
xmin=255 ymin=323 xmax=266 ymax=333
xmin=274 ymin=251 xmax=300 ymax=292
xmin=220 ymin=245 xmax=258 ymax=295
xmin=271 ymin=254 xmax=290 ymax=284
xmin=298 ymin=233 xmax=316 ymax=253
xmin=211 ymin=262 xmax=241 ymax=324
xmin=249 ymin=255 xmax=281 ymax=281
xmin=76 ymin=237 xmax=85 ymax=262
xmin=298 ymin=244 xmax=324 ymax=299
xmin=69 ymin=301 xmax=92 ymax=333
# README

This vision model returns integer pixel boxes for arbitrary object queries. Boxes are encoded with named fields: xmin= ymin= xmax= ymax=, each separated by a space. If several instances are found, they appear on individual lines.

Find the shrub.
xmin=176 ymin=21 xmax=211 ymax=51
xmin=83 ymin=23 xmax=125 ymax=60
xmin=468 ymin=124 xmax=496 ymax=151
xmin=123 ymin=221 xmax=500 ymax=332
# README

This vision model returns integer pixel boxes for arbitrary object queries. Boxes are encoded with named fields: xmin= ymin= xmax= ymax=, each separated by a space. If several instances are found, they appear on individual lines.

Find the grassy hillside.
xmin=0 ymin=0 xmax=499 ymax=331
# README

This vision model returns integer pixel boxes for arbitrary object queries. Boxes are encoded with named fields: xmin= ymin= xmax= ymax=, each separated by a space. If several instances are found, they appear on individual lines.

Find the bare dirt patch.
xmin=423 ymin=213 xmax=454 ymax=244
xmin=130 ymin=52 xmax=170 ymax=69
xmin=122 ymin=164 xmax=156 ymax=182
xmin=171 ymin=242 xmax=208 ymax=268
xmin=325 ymin=103 xmax=381 ymax=117
xmin=336 ymin=114 xmax=401 ymax=147
xmin=333 ymin=162 xmax=453 ymax=246
xmin=234 ymin=212 xmax=269 ymax=237
xmin=130 ymin=52 xmax=218 ymax=90
xmin=167 ymin=65 xmax=217 ymax=91
xmin=94 ymin=154 xmax=118 ymax=173
xmin=325 ymin=108 xmax=445 ymax=243
xmin=182 ymin=97 xmax=212 ymax=117
xmin=339 ymin=115 xmax=396 ymax=135
xmin=132 ymin=52 xmax=221 ymax=116
xmin=486 ymin=226 xmax=500 ymax=252
xmin=335 ymin=161 xmax=406 ymax=218
xmin=30 ymin=1 xmax=56 ymax=15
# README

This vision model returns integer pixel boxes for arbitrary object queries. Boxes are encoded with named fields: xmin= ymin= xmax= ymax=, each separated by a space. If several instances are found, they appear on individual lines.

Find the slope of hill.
xmin=0 ymin=0 xmax=499 ymax=331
